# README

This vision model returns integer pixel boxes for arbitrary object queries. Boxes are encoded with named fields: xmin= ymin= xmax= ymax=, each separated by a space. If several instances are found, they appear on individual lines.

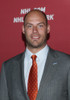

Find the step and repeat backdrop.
xmin=0 ymin=0 xmax=70 ymax=70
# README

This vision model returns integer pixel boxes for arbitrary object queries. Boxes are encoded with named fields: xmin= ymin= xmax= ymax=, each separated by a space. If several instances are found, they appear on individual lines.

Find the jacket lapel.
xmin=17 ymin=52 xmax=29 ymax=100
xmin=36 ymin=47 xmax=59 ymax=100
xmin=21 ymin=52 xmax=30 ymax=100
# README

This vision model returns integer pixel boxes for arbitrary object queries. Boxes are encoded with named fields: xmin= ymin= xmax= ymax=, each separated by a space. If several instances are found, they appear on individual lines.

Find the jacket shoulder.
xmin=49 ymin=47 xmax=70 ymax=59
xmin=3 ymin=52 xmax=25 ymax=66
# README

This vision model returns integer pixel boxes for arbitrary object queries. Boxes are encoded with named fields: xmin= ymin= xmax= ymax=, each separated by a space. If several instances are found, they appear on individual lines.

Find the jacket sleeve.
xmin=0 ymin=63 xmax=9 ymax=100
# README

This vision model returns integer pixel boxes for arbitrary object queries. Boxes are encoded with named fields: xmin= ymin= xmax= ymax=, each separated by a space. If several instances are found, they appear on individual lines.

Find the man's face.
xmin=22 ymin=11 xmax=50 ymax=51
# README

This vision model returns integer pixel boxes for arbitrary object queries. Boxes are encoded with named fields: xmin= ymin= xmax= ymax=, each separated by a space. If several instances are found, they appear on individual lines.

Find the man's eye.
xmin=38 ymin=24 xmax=44 ymax=27
xmin=27 ymin=25 xmax=32 ymax=28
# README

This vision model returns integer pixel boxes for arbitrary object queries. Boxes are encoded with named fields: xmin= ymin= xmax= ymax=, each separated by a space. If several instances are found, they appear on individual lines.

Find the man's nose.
xmin=33 ymin=26 xmax=38 ymax=32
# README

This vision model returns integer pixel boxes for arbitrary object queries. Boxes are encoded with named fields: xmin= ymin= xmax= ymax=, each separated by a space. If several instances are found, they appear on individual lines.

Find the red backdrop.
xmin=0 ymin=0 xmax=70 ymax=71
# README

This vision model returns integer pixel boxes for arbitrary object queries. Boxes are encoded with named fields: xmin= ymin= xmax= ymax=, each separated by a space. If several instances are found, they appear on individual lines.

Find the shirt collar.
xmin=36 ymin=45 xmax=49 ymax=61
xmin=25 ymin=45 xmax=49 ymax=61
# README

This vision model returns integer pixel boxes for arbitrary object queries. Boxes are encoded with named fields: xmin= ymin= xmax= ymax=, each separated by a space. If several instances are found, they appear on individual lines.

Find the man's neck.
xmin=27 ymin=45 xmax=47 ymax=54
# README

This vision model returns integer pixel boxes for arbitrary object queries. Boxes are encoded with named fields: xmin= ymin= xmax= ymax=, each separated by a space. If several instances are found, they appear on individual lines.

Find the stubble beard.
xmin=26 ymin=37 xmax=47 ymax=50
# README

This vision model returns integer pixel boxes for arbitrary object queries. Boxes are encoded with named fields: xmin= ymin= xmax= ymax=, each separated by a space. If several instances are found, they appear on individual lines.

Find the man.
xmin=0 ymin=10 xmax=70 ymax=100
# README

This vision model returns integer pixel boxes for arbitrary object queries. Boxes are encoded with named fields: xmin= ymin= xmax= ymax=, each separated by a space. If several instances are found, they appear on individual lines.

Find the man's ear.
xmin=22 ymin=25 xmax=25 ymax=34
xmin=47 ymin=24 xmax=50 ymax=33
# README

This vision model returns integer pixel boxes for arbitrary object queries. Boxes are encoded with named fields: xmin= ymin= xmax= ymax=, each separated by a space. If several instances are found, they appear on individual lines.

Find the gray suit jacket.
xmin=0 ymin=47 xmax=70 ymax=100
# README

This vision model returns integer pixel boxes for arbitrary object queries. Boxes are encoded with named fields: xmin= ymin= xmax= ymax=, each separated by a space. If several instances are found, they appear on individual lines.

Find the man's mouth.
xmin=31 ymin=34 xmax=40 ymax=39
xmin=32 ymin=36 xmax=40 ymax=39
